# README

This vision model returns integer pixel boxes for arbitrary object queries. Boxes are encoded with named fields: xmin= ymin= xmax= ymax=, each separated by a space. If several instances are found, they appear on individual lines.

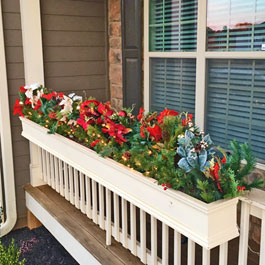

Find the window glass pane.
xmin=149 ymin=0 xmax=198 ymax=51
xmin=150 ymin=58 xmax=196 ymax=114
xmin=207 ymin=0 xmax=265 ymax=51
xmin=206 ymin=59 xmax=265 ymax=162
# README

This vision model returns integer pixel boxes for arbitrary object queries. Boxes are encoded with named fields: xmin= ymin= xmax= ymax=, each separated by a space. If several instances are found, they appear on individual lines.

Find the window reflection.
xmin=207 ymin=0 xmax=265 ymax=51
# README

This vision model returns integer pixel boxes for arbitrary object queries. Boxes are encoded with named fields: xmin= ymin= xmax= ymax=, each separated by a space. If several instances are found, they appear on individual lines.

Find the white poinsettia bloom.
xmin=25 ymin=83 xmax=41 ymax=100
xmin=68 ymin=93 xmax=82 ymax=102
xmin=60 ymin=95 xmax=73 ymax=116
xmin=73 ymin=95 xmax=82 ymax=101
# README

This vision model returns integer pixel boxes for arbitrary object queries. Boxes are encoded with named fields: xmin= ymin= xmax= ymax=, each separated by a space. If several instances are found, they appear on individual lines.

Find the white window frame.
xmin=143 ymin=0 xmax=265 ymax=169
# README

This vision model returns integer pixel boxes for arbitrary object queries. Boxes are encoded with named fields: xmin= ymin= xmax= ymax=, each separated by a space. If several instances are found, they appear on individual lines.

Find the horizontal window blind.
xmin=207 ymin=0 xmax=265 ymax=51
xmin=206 ymin=59 xmax=265 ymax=162
xmin=150 ymin=58 xmax=196 ymax=114
xmin=149 ymin=0 xmax=198 ymax=51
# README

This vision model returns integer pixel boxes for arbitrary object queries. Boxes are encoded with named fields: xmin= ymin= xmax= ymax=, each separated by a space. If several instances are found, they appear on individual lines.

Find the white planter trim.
xmin=20 ymin=117 xmax=239 ymax=249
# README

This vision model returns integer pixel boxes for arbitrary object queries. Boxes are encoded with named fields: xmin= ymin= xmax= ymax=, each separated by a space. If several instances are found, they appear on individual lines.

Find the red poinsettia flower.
xmin=97 ymin=102 xmax=114 ymax=117
xmin=147 ymin=124 xmax=162 ymax=142
xmin=182 ymin=114 xmax=193 ymax=126
xmin=80 ymin=100 xmax=100 ymax=117
xmin=42 ymin=91 xmax=57 ymax=100
xmin=48 ymin=112 xmax=57 ymax=119
xmin=102 ymin=121 xmax=132 ymax=145
xmin=137 ymin=108 xmax=145 ymax=121
xmin=119 ymin=110 xmax=127 ymax=117
xmin=33 ymin=100 xmax=42 ymax=110
xmin=19 ymin=86 xmax=27 ymax=93
xmin=77 ymin=118 xmax=89 ymax=131
xmin=140 ymin=126 xmax=145 ymax=138
xmin=157 ymin=109 xmax=179 ymax=124
xmin=25 ymin=98 xmax=31 ymax=106
xmin=13 ymin=99 xmax=24 ymax=117
xmin=91 ymin=139 xmax=100 ymax=148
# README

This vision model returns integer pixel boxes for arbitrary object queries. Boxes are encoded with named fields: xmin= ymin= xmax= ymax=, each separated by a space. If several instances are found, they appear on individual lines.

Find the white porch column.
xmin=20 ymin=0 xmax=45 ymax=186
xmin=20 ymin=0 xmax=44 ymax=85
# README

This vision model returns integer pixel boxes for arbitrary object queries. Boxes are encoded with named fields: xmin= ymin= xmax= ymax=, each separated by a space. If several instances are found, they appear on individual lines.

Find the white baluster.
xmin=50 ymin=154 xmax=55 ymax=189
xmin=59 ymin=159 xmax=64 ymax=197
xmin=38 ymin=147 xmax=44 ymax=180
xmin=174 ymin=231 xmax=181 ymax=265
xmin=260 ymin=210 xmax=265 ymax=265
xmin=202 ymin=248 xmax=210 ymax=265
xmin=74 ymin=169 xmax=80 ymax=209
xmin=130 ymin=203 xmax=137 ymax=255
xmin=151 ymin=216 xmax=157 ymax=265
xmin=140 ymin=209 xmax=146 ymax=264
xmin=63 ymin=162 xmax=69 ymax=200
xmin=85 ymin=175 xmax=92 ymax=218
xmin=122 ymin=198 xmax=128 ymax=249
xmin=238 ymin=201 xmax=250 ymax=265
xmin=188 ymin=239 xmax=195 ymax=265
xmin=219 ymin=242 xmax=228 ymax=265
xmin=106 ymin=188 xmax=112 ymax=246
xmin=80 ymin=173 xmax=85 ymax=213
xmin=99 ymin=184 xmax=105 ymax=230
xmin=92 ymin=180 xmax=98 ymax=224
xmin=46 ymin=151 xmax=51 ymax=186
xmin=162 ymin=223 xmax=169 ymax=265
xmin=69 ymin=166 xmax=74 ymax=204
xmin=54 ymin=157 xmax=59 ymax=193
xmin=114 ymin=193 xmax=120 ymax=241
xmin=41 ymin=148 xmax=46 ymax=180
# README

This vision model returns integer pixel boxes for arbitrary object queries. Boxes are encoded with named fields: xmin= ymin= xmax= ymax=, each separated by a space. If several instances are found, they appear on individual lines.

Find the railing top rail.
xmin=240 ymin=188 xmax=265 ymax=211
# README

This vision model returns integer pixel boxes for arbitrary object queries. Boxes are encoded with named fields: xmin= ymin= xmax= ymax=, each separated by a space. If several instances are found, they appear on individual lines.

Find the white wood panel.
xmin=151 ymin=216 xmax=157 ymax=265
xmin=80 ymin=173 xmax=85 ymax=213
xmin=85 ymin=175 xmax=92 ymax=218
xmin=122 ymin=198 xmax=128 ymax=249
xmin=130 ymin=204 xmax=137 ymax=256
xmin=92 ymin=180 xmax=98 ymax=224
xmin=63 ymin=162 xmax=69 ymax=201
xmin=140 ymin=209 xmax=147 ymax=264
xmin=106 ymin=188 xmax=112 ymax=246
xmin=99 ymin=184 xmax=105 ymax=230
xmin=188 ymin=239 xmax=195 ymax=265
xmin=59 ymin=159 xmax=64 ymax=197
xmin=219 ymin=242 xmax=228 ymax=265
xmin=114 ymin=193 xmax=120 ymax=241
xmin=202 ymin=248 xmax=210 ymax=265
xmin=260 ymin=210 xmax=265 ymax=265
xmin=162 ymin=223 xmax=169 ymax=265
xmin=50 ymin=154 xmax=55 ymax=189
xmin=54 ymin=157 xmax=59 ymax=193
xmin=174 ymin=231 xmax=181 ymax=265
xmin=69 ymin=166 xmax=74 ymax=204
xmin=238 ymin=202 xmax=250 ymax=265
xmin=74 ymin=169 xmax=80 ymax=209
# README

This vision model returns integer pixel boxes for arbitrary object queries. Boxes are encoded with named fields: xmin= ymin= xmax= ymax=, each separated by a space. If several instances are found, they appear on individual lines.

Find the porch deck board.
xmin=24 ymin=184 xmax=260 ymax=265
xmin=24 ymin=184 xmax=143 ymax=265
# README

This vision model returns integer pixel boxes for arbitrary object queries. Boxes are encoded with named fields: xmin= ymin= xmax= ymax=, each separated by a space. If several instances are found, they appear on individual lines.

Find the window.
xmin=144 ymin=0 xmax=265 ymax=165
xmin=150 ymin=58 xmax=196 ymax=113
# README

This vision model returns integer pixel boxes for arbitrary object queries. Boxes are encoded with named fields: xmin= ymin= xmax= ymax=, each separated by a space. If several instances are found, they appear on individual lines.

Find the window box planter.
xmin=20 ymin=117 xmax=239 ymax=249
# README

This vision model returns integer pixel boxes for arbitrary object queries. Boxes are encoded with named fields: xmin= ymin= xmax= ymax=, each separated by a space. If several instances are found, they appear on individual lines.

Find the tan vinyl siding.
xmin=41 ymin=0 xmax=108 ymax=102
xmin=2 ymin=0 xmax=28 ymax=219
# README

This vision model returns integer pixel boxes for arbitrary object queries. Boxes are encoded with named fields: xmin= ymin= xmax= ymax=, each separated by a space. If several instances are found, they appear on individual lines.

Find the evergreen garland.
xmin=13 ymin=84 xmax=264 ymax=203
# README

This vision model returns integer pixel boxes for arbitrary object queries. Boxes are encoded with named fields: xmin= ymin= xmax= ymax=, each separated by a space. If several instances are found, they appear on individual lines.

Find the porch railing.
xmin=26 ymin=139 xmax=265 ymax=265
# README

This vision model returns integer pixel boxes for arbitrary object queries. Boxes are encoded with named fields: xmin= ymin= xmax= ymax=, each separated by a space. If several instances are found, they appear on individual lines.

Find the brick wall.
xmin=108 ymin=0 xmax=123 ymax=110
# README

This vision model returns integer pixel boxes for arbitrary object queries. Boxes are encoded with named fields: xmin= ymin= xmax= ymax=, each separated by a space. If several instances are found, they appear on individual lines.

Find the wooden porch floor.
xmin=24 ymin=185 xmax=260 ymax=265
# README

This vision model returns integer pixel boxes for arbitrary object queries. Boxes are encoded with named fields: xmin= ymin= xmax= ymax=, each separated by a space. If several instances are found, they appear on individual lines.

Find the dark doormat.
xmin=1 ymin=226 xmax=79 ymax=265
